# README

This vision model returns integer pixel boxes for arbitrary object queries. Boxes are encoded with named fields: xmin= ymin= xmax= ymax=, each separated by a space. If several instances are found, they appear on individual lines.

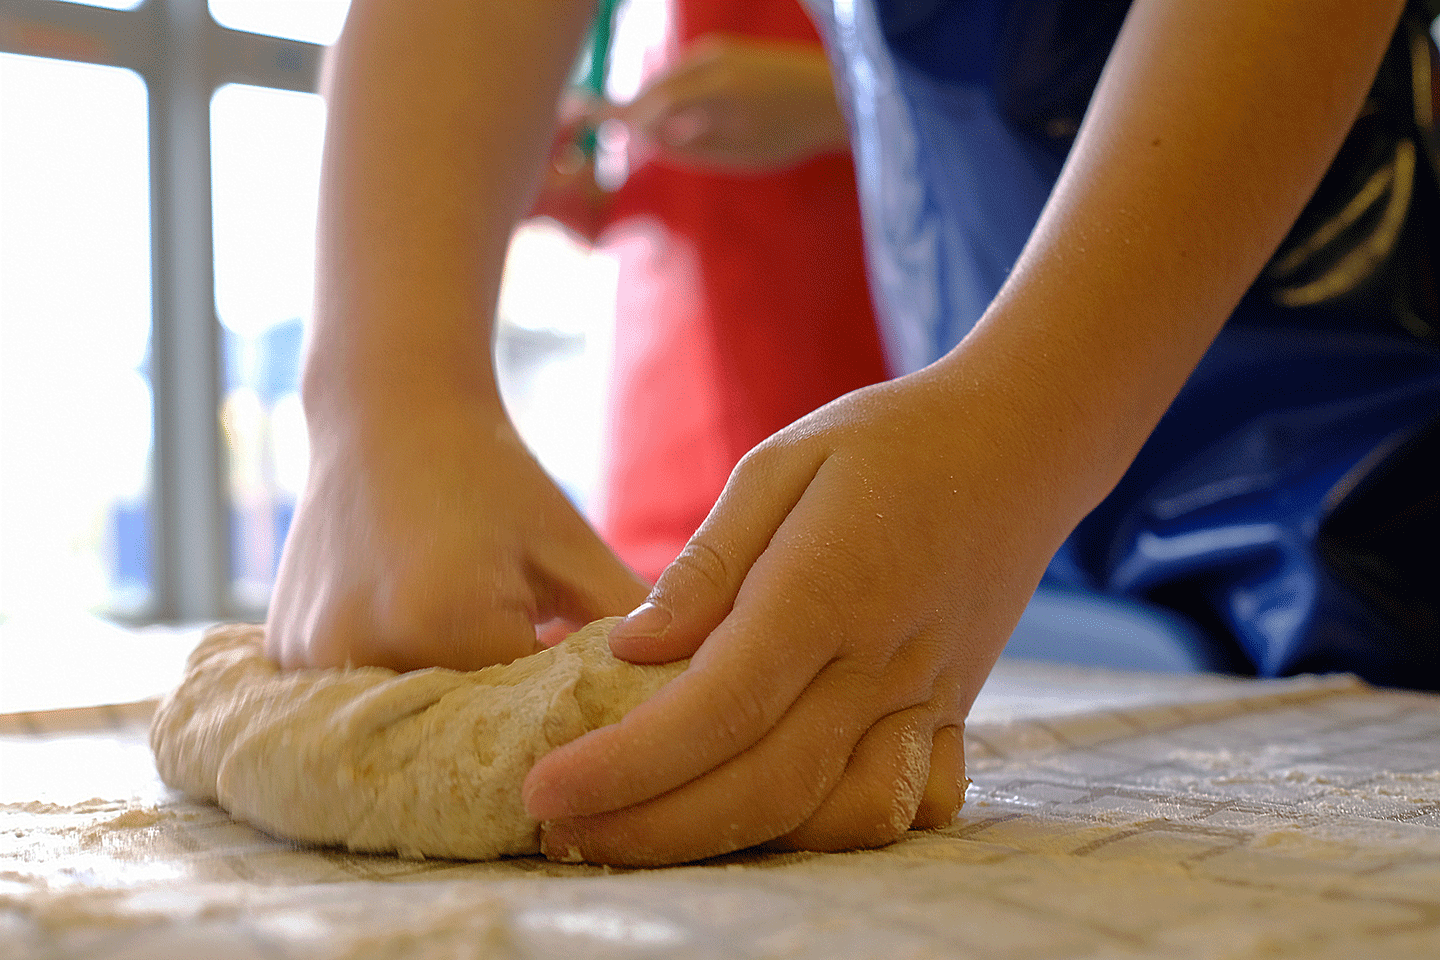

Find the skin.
xmin=533 ymin=33 xmax=851 ymax=243
xmin=264 ymin=1 xmax=649 ymax=674
xmin=268 ymin=0 xmax=1405 ymax=865
xmin=617 ymin=33 xmax=850 ymax=172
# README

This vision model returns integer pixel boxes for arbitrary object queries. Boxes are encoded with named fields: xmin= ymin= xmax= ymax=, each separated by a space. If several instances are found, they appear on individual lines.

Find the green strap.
xmin=577 ymin=0 xmax=621 ymax=156
xmin=582 ymin=0 xmax=621 ymax=96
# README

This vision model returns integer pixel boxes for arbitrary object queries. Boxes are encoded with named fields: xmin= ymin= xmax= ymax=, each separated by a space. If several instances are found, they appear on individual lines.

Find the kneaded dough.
xmin=149 ymin=618 xmax=686 ymax=860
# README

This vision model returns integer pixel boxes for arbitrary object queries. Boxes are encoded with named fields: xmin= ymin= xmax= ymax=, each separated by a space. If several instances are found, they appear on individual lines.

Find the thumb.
xmin=608 ymin=443 xmax=826 ymax=663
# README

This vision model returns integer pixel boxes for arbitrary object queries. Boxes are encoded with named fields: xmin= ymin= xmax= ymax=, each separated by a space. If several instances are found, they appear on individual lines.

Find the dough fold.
xmin=149 ymin=618 xmax=686 ymax=860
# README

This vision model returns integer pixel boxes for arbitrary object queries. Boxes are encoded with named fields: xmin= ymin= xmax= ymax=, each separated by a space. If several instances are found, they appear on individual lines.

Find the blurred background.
xmin=0 ymin=0 xmax=666 ymax=634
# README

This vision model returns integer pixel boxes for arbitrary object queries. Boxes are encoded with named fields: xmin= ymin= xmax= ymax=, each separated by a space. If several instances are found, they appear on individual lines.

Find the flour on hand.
xmin=149 ymin=618 xmax=685 ymax=860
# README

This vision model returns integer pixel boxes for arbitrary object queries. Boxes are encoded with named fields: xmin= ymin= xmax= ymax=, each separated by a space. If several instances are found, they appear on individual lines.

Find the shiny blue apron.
xmin=809 ymin=0 xmax=1440 ymax=686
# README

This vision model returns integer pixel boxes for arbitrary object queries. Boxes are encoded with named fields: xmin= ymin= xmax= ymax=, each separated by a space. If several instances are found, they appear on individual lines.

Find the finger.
xmin=614 ymin=44 xmax=724 ymax=147
xmin=912 ymin=724 xmax=968 ymax=830
xmin=534 ymin=618 xmax=576 ymax=649
xmin=286 ymin=581 xmax=540 ymax=674
xmin=526 ymin=450 xmax=896 ymax=822
xmin=530 ymin=614 xmax=952 ymax=861
xmin=371 ymin=587 xmax=541 ymax=673
xmin=547 ymin=141 xmax=590 ymax=178
xmin=655 ymin=104 xmax=712 ymax=148
xmin=771 ymin=685 xmax=966 ymax=851
xmin=766 ymin=706 xmax=937 ymax=854
xmin=261 ymin=573 xmax=306 ymax=667
xmin=542 ymin=561 xmax=650 ymax=632
xmin=613 ymin=86 xmax=678 ymax=145
xmin=524 ymin=607 xmax=833 ymax=821
xmin=536 ymin=655 xmax=877 ymax=866
xmin=606 ymin=441 xmax=825 ymax=664
xmin=556 ymin=89 xmax=604 ymax=127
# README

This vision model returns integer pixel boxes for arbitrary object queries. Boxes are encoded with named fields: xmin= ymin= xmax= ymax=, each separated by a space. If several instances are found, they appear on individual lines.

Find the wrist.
xmin=925 ymin=320 xmax=1146 ymax=533
xmin=300 ymin=324 xmax=507 ymax=446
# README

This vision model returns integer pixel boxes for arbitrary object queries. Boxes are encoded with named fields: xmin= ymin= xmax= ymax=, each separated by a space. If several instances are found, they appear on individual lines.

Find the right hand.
xmin=615 ymin=34 xmax=850 ymax=172
xmin=264 ymin=394 xmax=649 ymax=673
xmin=528 ymin=33 xmax=849 ymax=239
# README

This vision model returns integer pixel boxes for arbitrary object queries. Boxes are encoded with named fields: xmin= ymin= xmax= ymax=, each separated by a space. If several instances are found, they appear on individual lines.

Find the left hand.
xmin=521 ymin=359 xmax=1079 ymax=865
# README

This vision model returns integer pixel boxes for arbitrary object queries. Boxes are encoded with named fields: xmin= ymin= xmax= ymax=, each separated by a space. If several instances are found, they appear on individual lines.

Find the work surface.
xmin=4 ymin=630 xmax=1440 ymax=959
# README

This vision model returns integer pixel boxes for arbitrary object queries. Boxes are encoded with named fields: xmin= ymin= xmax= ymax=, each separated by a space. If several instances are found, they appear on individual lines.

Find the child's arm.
xmin=264 ymin=0 xmax=650 ymax=673
xmin=522 ymin=0 xmax=1407 ymax=865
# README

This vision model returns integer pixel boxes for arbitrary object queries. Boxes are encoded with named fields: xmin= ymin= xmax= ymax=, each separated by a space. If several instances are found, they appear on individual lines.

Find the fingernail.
xmin=522 ymin=769 xmax=568 ymax=822
xmin=540 ymin=822 xmax=585 ymax=863
xmin=611 ymin=601 xmax=671 ymax=641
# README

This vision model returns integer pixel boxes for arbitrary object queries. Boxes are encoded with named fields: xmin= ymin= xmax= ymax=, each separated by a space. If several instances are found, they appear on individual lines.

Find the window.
xmin=0 ymin=54 xmax=153 ymax=619
xmin=208 ymin=1 xmax=350 ymax=46
xmin=210 ymin=82 xmax=325 ymax=607
xmin=0 ymin=0 xmax=615 ymax=626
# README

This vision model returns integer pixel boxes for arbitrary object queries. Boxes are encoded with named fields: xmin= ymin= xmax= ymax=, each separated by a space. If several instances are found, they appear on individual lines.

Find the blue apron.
xmin=809 ymin=0 xmax=1440 ymax=686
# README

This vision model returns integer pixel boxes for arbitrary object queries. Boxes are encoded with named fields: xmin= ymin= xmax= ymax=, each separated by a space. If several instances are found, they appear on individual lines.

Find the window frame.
xmin=1 ymin=0 xmax=327 ymax=623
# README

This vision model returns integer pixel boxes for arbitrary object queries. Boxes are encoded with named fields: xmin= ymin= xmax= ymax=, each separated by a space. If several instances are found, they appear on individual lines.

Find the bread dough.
xmin=149 ymin=618 xmax=686 ymax=860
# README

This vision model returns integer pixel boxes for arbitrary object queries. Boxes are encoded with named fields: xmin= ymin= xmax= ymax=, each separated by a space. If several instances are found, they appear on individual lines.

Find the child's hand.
xmin=616 ymin=34 xmax=850 ymax=172
xmin=522 ymin=359 xmax=1079 ymax=865
xmin=264 ymin=397 xmax=648 ymax=673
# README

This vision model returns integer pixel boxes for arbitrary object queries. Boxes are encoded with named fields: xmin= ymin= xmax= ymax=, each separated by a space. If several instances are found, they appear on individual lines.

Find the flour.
xmin=149 ymin=619 xmax=687 ymax=860
xmin=95 ymin=807 xmax=165 ymax=830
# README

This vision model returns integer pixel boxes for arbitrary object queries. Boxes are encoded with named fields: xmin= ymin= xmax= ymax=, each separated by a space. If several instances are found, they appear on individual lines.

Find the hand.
xmin=520 ymin=0 xmax=1405 ymax=868
xmin=616 ymin=34 xmax=850 ymax=173
xmin=522 ymin=359 xmax=1079 ymax=865
xmin=528 ymin=91 xmax=610 ymax=243
xmin=264 ymin=395 xmax=649 ymax=673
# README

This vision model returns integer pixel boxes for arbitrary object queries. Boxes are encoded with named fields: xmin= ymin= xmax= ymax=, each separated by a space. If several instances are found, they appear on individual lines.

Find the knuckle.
xmin=879 ymin=634 xmax=965 ymax=710
xmin=666 ymin=537 xmax=738 ymax=597
xmin=730 ymin=434 xmax=796 ymax=482
xmin=705 ymin=674 xmax=781 ymax=751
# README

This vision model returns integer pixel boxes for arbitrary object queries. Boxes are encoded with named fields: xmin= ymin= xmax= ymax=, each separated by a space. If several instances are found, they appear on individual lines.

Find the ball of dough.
xmin=149 ymin=618 xmax=686 ymax=860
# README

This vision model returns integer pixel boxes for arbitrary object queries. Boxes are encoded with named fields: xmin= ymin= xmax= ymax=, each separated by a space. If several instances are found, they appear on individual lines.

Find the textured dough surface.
xmin=149 ymin=618 xmax=686 ymax=860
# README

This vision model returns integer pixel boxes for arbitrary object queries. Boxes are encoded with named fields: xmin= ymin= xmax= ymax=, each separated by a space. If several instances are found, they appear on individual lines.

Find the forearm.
xmin=305 ymin=0 xmax=596 ymax=425
xmin=937 ymin=0 xmax=1404 ymax=530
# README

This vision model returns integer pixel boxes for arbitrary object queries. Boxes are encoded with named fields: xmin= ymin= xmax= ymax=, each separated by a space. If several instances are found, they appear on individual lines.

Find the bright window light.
xmin=210 ymin=82 xmax=326 ymax=606
xmin=42 ymin=0 xmax=143 ymax=10
xmin=208 ymin=0 xmax=352 ymax=46
xmin=0 ymin=53 xmax=153 ymax=619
